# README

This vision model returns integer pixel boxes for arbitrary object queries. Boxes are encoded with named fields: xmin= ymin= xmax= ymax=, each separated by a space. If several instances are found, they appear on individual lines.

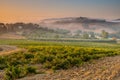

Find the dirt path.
xmin=19 ymin=55 xmax=120 ymax=80
xmin=0 ymin=45 xmax=22 ymax=56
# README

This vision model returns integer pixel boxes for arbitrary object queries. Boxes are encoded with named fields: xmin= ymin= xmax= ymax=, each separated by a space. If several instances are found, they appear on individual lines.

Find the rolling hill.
xmin=40 ymin=17 xmax=120 ymax=33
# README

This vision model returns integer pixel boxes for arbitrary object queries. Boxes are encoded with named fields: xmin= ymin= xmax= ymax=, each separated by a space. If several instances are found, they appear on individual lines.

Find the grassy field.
xmin=0 ymin=39 xmax=119 ymax=48
xmin=0 ymin=39 xmax=120 ymax=80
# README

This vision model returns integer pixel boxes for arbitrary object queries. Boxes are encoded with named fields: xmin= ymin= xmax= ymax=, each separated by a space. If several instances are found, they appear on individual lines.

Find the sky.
xmin=0 ymin=0 xmax=120 ymax=23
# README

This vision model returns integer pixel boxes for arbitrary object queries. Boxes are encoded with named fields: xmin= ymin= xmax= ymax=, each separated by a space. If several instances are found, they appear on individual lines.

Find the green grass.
xmin=0 ymin=39 xmax=119 ymax=49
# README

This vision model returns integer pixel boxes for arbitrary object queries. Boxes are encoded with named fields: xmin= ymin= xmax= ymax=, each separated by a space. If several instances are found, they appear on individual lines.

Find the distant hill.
xmin=111 ymin=19 xmax=120 ymax=23
xmin=40 ymin=17 xmax=120 ymax=33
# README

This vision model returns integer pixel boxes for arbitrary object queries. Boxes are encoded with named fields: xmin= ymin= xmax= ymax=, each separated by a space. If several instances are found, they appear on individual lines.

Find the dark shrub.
xmin=26 ymin=66 xmax=37 ymax=74
xmin=24 ymin=53 xmax=34 ymax=59
xmin=0 ymin=48 xmax=3 ymax=51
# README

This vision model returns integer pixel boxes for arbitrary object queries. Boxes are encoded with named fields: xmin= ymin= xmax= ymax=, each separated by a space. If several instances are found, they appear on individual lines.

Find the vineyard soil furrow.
xmin=18 ymin=55 xmax=120 ymax=80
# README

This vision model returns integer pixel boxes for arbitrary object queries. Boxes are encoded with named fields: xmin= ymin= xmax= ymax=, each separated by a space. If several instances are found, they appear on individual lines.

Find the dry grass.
xmin=0 ymin=32 xmax=25 ymax=39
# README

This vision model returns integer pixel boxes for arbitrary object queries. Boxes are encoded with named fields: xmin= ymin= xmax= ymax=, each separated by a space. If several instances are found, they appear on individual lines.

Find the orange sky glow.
xmin=0 ymin=0 xmax=120 ymax=23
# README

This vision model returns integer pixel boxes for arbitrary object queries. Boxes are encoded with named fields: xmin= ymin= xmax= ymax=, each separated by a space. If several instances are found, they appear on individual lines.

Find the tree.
xmin=89 ymin=32 xmax=95 ymax=39
xmin=55 ymin=35 xmax=59 ymax=39
xmin=83 ymin=33 xmax=89 ymax=39
xmin=101 ymin=30 xmax=109 ymax=39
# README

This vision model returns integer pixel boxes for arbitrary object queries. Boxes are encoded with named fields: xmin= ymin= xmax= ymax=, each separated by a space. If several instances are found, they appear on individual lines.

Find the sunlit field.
xmin=0 ymin=39 xmax=120 ymax=79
